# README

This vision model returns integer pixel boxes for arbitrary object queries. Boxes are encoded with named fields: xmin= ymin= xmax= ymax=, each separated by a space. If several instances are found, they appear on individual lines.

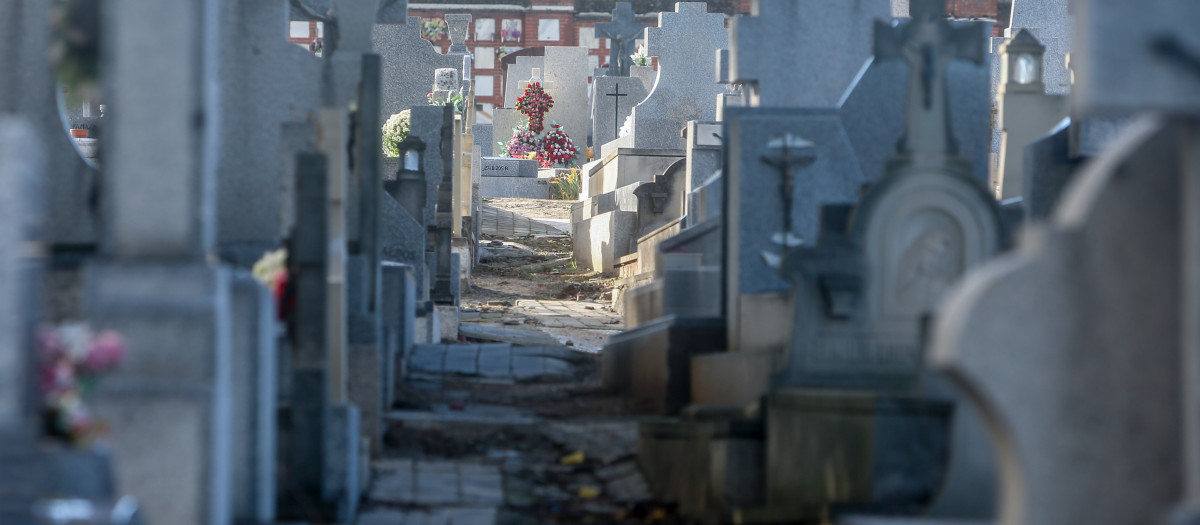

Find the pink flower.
xmin=82 ymin=331 xmax=125 ymax=375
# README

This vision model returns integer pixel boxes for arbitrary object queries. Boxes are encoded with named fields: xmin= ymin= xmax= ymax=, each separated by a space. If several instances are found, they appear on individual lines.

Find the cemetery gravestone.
xmin=627 ymin=3 xmax=728 ymax=150
xmin=542 ymin=47 xmax=592 ymax=163
xmin=472 ymin=123 xmax=494 ymax=157
xmin=504 ymin=55 xmax=546 ymax=108
xmin=731 ymin=0 xmax=889 ymax=108
xmin=932 ymin=117 xmax=1188 ymax=525
xmin=592 ymin=77 xmax=650 ymax=150
xmin=374 ymin=17 xmax=464 ymax=121
xmin=217 ymin=0 xmax=323 ymax=265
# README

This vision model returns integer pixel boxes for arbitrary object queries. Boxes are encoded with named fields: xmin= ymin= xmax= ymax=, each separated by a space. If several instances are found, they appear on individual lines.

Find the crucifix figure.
xmin=874 ymin=0 xmax=983 ymax=160
xmin=596 ymin=2 xmax=651 ymax=77
xmin=605 ymin=83 xmax=630 ymax=135
xmin=761 ymin=134 xmax=817 ymax=265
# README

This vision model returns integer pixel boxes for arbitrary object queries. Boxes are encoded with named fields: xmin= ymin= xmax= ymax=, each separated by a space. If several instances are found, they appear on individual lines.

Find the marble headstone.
xmin=627 ymin=3 xmax=728 ymax=150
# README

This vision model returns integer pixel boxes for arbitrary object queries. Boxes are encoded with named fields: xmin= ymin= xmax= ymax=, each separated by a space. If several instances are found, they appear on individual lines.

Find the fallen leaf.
xmin=577 ymin=485 xmax=601 ymax=499
xmin=560 ymin=450 xmax=585 ymax=465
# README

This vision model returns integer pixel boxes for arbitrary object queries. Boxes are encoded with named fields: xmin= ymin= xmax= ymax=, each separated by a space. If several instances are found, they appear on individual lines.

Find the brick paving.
xmin=479 ymin=205 xmax=567 ymax=238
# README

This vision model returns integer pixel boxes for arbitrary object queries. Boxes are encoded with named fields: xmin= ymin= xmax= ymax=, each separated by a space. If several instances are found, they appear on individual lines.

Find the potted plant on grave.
xmin=381 ymin=109 xmax=412 ymax=157
xmin=549 ymin=167 xmax=582 ymax=200
xmin=38 ymin=323 xmax=125 ymax=447
xmin=426 ymin=91 xmax=465 ymax=114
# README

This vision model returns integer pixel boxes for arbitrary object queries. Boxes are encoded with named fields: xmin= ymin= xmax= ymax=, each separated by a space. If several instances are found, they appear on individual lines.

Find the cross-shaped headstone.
xmin=875 ymin=0 xmax=984 ymax=158
xmin=625 ymin=2 xmax=727 ymax=149
xmin=604 ymin=83 xmax=630 ymax=136
xmin=596 ymin=2 xmax=651 ymax=76
xmin=731 ymin=0 xmax=889 ymax=108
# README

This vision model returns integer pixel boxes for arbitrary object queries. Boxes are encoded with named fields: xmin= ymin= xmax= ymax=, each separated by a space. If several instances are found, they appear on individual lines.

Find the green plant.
xmin=549 ymin=167 xmax=582 ymax=201
xmin=427 ymin=91 xmax=465 ymax=114
xmin=569 ymin=258 xmax=578 ymax=271
xmin=381 ymin=110 xmax=411 ymax=157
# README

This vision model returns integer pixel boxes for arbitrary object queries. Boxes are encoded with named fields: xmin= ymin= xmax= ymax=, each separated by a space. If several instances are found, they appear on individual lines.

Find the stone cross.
xmin=605 ymin=82 xmax=630 ymax=134
xmin=875 ymin=0 xmax=984 ymax=158
xmin=596 ymin=2 xmax=651 ymax=76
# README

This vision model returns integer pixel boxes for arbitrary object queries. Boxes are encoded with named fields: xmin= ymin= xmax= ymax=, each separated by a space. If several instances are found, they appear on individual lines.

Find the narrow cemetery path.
xmin=356 ymin=199 xmax=686 ymax=525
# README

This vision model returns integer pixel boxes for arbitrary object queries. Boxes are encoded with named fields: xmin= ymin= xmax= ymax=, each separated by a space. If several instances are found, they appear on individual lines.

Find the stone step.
xmin=406 ymin=343 xmax=583 ymax=384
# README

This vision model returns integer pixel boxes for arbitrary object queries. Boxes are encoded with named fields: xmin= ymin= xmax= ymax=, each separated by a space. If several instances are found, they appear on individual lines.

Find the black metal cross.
xmin=605 ymin=83 xmax=629 ymax=136
xmin=761 ymin=134 xmax=817 ymax=250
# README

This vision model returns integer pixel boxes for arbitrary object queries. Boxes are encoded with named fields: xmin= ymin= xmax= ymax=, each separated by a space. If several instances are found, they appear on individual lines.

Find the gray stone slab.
xmin=444 ymin=344 xmax=479 ymax=376
xmin=229 ymin=272 xmax=278 ymax=523
xmin=542 ymin=46 xmax=592 ymax=165
xmin=628 ymin=3 xmax=728 ymax=150
xmin=85 ymin=263 xmax=235 ymax=525
xmin=480 ymin=176 xmax=551 ymax=199
xmin=408 ymin=344 xmax=447 ymax=373
xmin=480 ymin=156 xmax=538 ymax=177
xmin=217 ymin=0 xmax=322 ymax=262
xmin=324 ymin=402 xmax=361 ymax=521
xmin=592 ymin=76 xmax=650 ymax=151
xmin=492 ymin=108 xmax=524 ymax=154
xmin=477 ymin=345 xmax=513 ymax=378
xmin=380 ymin=262 xmax=416 ymax=403
xmin=407 ymin=105 xmax=453 ymax=229
xmin=472 ymin=123 xmax=494 ymax=157
xmin=380 ymin=193 xmax=427 ymax=306
xmin=730 ymin=0 xmax=889 ymax=108
xmin=374 ymin=17 xmax=464 ymax=121
xmin=459 ymin=324 xmax=561 ymax=346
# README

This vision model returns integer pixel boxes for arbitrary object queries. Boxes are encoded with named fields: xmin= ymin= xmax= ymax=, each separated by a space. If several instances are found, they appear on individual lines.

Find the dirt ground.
xmin=364 ymin=207 xmax=692 ymax=525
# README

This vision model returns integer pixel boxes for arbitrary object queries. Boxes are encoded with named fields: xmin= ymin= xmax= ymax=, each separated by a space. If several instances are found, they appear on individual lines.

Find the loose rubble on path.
xmin=358 ymin=198 xmax=681 ymax=524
